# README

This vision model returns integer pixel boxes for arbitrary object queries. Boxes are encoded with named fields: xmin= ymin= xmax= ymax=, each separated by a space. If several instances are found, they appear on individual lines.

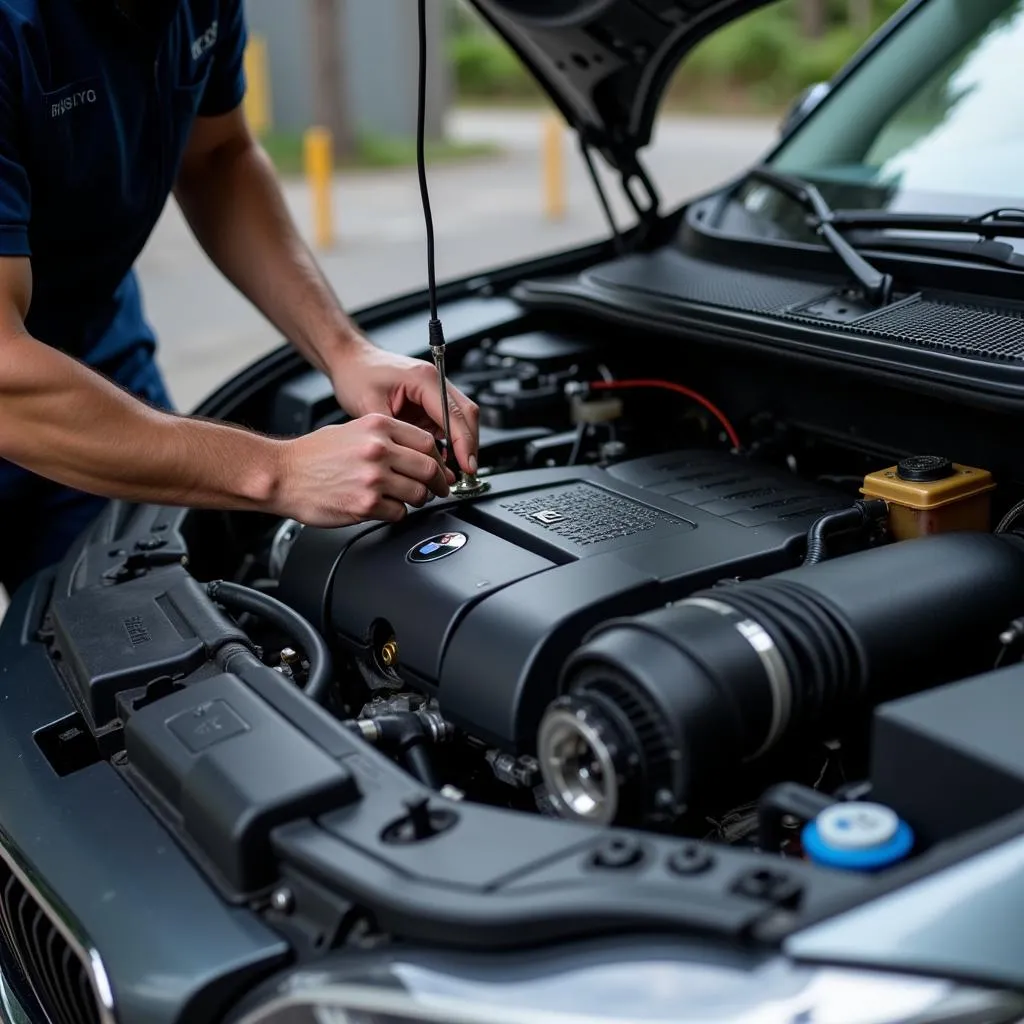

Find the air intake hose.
xmin=538 ymin=533 xmax=1024 ymax=826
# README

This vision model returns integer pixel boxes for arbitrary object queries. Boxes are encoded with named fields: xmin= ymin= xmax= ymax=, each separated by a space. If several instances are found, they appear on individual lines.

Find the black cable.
xmin=207 ymin=580 xmax=333 ymax=704
xmin=416 ymin=0 xmax=439 ymax=323
xmin=803 ymin=499 xmax=888 ymax=566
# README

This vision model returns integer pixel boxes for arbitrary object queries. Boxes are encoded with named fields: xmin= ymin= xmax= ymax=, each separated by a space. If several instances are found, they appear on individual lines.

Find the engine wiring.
xmin=588 ymin=378 xmax=742 ymax=450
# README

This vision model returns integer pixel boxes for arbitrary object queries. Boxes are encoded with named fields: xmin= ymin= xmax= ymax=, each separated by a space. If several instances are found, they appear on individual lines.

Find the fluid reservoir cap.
xmin=802 ymin=801 xmax=914 ymax=872
xmin=896 ymin=455 xmax=954 ymax=482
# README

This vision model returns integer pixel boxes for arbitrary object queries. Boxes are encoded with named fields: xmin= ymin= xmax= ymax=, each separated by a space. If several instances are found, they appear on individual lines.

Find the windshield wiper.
xmin=828 ymin=207 xmax=1024 ymax=239
xmin=745 ymin=167 xmax=894 ymax=306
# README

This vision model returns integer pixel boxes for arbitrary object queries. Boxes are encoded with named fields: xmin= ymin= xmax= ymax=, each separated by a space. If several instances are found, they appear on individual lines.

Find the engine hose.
xmin=997 ymin=498 xmax=1024 ymax=534
xmin=347 ymin=714 xmax=441 ymax=789
xmin=207 ymin=579 xmax=333 ymax=704
xmin=804 ymin=498 xmax=889 ymax=565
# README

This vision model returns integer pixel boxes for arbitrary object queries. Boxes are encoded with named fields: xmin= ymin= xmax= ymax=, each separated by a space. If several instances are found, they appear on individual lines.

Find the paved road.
xmin=141 ymin=108 xmax=778 ymax=411
xmin=0 ymin=110 xmax=773 ymax=614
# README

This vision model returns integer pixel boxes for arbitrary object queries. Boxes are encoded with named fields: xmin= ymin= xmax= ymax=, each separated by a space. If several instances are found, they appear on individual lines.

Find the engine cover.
xmin=279 ymin=450 xmax=848 ymax=750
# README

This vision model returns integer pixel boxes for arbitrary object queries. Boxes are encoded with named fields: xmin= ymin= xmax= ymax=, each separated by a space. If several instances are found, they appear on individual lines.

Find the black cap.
xmin=897 ymin=455 xmax=954 ymax=482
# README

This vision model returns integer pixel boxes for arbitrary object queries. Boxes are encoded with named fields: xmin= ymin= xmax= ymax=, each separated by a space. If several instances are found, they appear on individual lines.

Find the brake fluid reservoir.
xmin=861 ymin=456 xmax=995 ymax=541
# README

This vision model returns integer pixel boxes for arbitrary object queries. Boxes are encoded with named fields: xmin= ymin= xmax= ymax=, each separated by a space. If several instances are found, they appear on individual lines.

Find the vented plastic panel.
xmin=791 ymin=295 xmax=1024 ymax=362
xmin=583 ymin=249 xmax=831 ymax=314
xmin=0 ymin=859 xmax=101 ymax=1024
xmin=546 ymin=249 xmax=1024 ymax=369
xmin=606 ymin=450 xmax=848 ymax=527
xmin=499 ymin=482 xmax=688 ymax=546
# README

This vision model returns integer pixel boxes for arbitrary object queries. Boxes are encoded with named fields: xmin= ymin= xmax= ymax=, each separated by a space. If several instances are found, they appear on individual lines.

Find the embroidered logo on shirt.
xmin=50 ymin=88 xmax=98 ymax=119
xmin=191 ymin=20 xmax=219 ymax=61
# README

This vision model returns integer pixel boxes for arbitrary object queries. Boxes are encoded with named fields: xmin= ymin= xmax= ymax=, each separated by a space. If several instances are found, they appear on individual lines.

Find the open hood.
xmin=467 ymin=0 xmax=776 ymax=174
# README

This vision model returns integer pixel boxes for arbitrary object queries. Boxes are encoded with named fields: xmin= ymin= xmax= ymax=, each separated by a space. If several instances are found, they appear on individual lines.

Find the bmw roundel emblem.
xmin=408 ymin=532 xmax=468 ymax=564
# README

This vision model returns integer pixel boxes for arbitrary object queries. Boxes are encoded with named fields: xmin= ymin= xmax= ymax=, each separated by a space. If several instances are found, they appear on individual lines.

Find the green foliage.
xmin=258 ymin=131 xmax=498 ymax=177
xmin=448 ymin=29 xmax=538 ymax=98
xmin=449 ymin=0 xmax=912 ymax=114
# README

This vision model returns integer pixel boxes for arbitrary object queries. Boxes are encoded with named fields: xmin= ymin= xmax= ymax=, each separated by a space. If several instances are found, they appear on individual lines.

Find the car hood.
xmin=467 ymin=0 xmax=776 ymax=171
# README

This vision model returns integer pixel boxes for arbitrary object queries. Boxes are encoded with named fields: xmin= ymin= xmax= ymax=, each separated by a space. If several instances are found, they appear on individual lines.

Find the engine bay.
xmin=15 ymin=300 xmax=1024 ymax=972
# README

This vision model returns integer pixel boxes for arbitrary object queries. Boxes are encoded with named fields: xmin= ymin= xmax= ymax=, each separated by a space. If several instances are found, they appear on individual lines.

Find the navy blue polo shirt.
xmin=0 ymin=0 xmax=247 ymax=370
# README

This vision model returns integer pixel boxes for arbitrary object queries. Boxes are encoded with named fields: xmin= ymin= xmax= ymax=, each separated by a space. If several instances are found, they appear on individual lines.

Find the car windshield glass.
xmin=731 ymin=0 xmax=1024 ymax=253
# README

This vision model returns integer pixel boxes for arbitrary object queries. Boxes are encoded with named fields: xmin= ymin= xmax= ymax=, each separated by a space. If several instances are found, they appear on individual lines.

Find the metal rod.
xmin=431 ymin=346 xmax=456 ymax=474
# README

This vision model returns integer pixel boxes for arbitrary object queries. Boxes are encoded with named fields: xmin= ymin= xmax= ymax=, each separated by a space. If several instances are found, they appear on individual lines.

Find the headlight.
xmin=232 ymin=963 xmax=1024 ymax=1024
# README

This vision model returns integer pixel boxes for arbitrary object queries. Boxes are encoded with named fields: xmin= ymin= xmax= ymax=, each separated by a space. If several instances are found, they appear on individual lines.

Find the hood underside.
xmin=467 ymin=0 xmax=777 ymax=171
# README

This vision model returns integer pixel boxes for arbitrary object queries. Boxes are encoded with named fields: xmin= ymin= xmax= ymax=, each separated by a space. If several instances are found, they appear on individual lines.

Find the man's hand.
xmin=330 ymin=340 xmax=480 ymax=476
xmin=273 ymin=414 xmax=454 ymax=528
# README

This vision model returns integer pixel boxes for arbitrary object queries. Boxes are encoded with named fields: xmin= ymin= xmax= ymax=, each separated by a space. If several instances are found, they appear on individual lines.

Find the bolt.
xmin=654 ymin=788 xmax=676 ymax=811
xmin=733 ymin=868 xmax=802 ymax=908
xmin=440 ymin=784 xmax=465 ymax=802
xmin=667 ymin=843 xmax=713 ymax=876
xmin=280 ymin=647 xmax=300 ymax=668
xmin=270 ymin=887 xmax=294 ymax=914
xmin=380 ymin=639 xmax=399 ymax=668
xmin=591 ymin=836 xmax=644 ymax=870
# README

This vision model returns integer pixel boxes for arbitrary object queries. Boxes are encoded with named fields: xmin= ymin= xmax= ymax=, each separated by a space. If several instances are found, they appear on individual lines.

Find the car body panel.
xmin=786 ymin=831 xmax=1024 ymax=991
xmin=0 ymin=577 xmax=288 ymax=1024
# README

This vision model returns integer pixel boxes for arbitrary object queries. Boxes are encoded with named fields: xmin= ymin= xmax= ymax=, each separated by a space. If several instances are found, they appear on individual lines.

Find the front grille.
xmin=0 ymin=847 xmax=109 ymax=1024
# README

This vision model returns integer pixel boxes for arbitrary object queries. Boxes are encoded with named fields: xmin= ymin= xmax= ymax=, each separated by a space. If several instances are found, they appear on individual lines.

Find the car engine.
xmin=20 ymin=306 xmax=1024 ymax=992
xmin=165 ymin=321 xmax=1015 ymax=857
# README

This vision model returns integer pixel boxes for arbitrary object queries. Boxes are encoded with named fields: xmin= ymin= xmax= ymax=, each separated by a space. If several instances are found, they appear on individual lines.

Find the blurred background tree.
xmin=448 ymin=0 xmax=909 ymax=114
xmin=310 ymin=0 xmax=354 ymax=159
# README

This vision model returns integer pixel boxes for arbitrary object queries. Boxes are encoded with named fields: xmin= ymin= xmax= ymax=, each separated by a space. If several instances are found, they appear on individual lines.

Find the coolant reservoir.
xmin=861 ymin=456 xmax=995 ymax=540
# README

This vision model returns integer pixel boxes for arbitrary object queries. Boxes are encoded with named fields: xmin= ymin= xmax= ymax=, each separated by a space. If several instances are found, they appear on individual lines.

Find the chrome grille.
xmin=0 ymin=840 xmax=113 ymax=1024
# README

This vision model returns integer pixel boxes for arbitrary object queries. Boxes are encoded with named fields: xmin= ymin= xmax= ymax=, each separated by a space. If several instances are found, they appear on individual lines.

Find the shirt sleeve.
xmin=0 ymin=18 xmax=31 ymax=257
xmin=198 ymin=0 xmax=248 ymax=118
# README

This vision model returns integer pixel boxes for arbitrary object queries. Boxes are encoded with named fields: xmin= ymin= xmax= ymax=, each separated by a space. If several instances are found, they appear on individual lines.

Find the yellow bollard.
xmin=542 ymin=113 xmax=566 ymax=220
xmin=243 ymin=35 xmax=272 ymax=137
xmin=304 ymin=127 xmax=335 ymax=250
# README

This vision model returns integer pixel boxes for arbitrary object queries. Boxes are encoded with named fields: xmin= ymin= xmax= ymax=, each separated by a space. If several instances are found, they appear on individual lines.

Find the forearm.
xmin=0 ymin=330 xmax=283 ymax=510
xmin=174 ymin=136 xmax=364 ymax=378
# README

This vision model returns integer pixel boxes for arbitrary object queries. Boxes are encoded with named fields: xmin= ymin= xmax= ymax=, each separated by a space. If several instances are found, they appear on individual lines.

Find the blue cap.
xmin=802 ymin=801 xmax=914 ymax=872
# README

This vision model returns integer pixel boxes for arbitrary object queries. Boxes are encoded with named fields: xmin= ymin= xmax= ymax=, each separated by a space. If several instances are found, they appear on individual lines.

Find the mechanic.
xmin=0 ymin=0 xmax=479 ymax=596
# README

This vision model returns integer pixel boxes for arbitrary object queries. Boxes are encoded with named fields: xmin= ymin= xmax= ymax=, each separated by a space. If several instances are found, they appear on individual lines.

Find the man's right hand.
xmin=0 ymin=256 xmax=456 ymax=526
xmin=273 ymin=413 xmax=455 ymax=528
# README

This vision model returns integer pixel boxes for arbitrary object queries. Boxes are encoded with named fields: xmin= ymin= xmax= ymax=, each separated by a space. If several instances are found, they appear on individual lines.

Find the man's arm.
xmin=173 ymin=109 xmax=359 ymax=379
xmin=173 ymin=109 xmax=480 ymax=474
xmin=0 ymin=258 xmax=451 ymax=526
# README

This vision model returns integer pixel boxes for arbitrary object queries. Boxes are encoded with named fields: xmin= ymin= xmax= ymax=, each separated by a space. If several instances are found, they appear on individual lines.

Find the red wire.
xmin=590 ymin=378 xmax=742 ymax=449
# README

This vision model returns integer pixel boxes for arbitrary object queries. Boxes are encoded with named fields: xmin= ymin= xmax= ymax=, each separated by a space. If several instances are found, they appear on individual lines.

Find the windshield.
xmin=733 ymin=0 xmax=1024 ymax=249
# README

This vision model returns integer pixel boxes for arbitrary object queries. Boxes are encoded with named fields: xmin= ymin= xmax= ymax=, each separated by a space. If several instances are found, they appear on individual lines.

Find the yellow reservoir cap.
xmin=861 ymin=457 xmax=994 ymax=540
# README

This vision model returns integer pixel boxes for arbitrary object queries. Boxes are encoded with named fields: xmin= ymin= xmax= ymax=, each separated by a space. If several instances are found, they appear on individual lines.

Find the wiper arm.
xmin=828 ymin=206 xmax=1024 ymax=239
xmin=746 ymin=167 xmax=894 ymax=306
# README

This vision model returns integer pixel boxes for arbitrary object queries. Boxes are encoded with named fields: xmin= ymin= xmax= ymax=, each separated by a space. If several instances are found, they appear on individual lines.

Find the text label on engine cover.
xmin=408 ymin=532 xmax=468 ymax=563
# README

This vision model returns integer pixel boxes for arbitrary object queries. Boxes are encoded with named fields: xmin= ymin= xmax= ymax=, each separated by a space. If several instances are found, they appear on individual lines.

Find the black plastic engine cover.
xmin=49 ymin=564 xmax=249 ymax=730
xmin=280 ymin=452 xmax=847 ymax=750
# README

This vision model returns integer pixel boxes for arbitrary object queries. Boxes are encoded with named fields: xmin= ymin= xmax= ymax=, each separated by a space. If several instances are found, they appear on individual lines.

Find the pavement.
xmin=0 ymin=108 xmax=774 ymax=616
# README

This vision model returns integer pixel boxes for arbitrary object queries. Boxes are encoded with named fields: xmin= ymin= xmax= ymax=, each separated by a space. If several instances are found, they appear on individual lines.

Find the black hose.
xmin=804 ymin=499 xmax=888 ymax=566
xmin=997 ymin=498 xmax=1024 ymax=534
xmin=346 ymin=713 xmax=441 ymax=789
xmin=758 ymin=782 xmax=835 ymax=853
xmin=207 ymin=579 xmax=333 ymax=704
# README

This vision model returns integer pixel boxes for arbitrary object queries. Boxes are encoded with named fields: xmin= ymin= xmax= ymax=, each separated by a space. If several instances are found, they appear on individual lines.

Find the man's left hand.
xmin=331 ymin=340 xmax=480 ymax=476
